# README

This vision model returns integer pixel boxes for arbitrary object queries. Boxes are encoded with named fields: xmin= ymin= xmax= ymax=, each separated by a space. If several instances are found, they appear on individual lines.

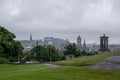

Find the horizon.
xmin=1 ymin=0 xmax=120 ymax=44
xmin=15 ymin=33 xmax=120 ymax=45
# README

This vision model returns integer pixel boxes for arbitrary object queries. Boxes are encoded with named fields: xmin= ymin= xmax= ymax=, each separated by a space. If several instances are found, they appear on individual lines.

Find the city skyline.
xmin=18 ymin=34 xmax=108 ymax=45
xmin=0 ymin=0 xmax=120 ymax=44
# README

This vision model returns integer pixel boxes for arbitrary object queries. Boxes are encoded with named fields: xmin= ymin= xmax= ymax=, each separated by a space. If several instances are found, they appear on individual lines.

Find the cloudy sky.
xmin=0 ymin=0 xmax=120 ymax=44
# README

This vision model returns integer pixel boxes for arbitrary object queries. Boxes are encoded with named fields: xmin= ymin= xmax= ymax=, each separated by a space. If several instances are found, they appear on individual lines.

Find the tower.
xmin=83 ymin=39 xmax=86 ymax=51
xmin=30 ymin=34 xmax=32 ymax=41
xmin=99 ymin=34 xmax=109 ymax=51
xmin=77 ymin=35 xmax=81 ymax=50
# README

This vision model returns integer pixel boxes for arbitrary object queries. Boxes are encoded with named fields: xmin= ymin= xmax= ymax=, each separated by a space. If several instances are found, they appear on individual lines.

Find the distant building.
xmin=65 ymin=54 xmax=75 ymax=60
xmin=44 ymin=37 xmax=69 ymax=51
xmin=19 ymin=40 xmax=43 ymax=51
xmin=109 ymin=45 xmax=120 ymax=51
xmin=89 ymin=43 xmax=99 ymax=54
xmin=77 ymin=35 xmax=81 ymax=51
xmin=19 ymin=35 xmax=69 ymax=51
xmin=18 ymin=34 xmax=43 ymax=51
xmin=44 ymin=37 xmax=54 ymax=45
xmin=77 ymin=36 xmax=88 ymax=52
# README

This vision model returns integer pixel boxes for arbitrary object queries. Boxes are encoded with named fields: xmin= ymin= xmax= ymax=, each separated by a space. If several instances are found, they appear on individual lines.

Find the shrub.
xmin=0 ymin=57 xmax=8 ymax=64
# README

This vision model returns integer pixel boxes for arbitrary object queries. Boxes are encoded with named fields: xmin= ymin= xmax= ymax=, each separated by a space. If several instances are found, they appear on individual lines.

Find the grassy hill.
xmin=51 ymin=51 xmax=120 ymax=66
xmin=0 ymin=64 xmax=120 ymax=80
xmin=0 ymin=51 xmax=120 ymax=80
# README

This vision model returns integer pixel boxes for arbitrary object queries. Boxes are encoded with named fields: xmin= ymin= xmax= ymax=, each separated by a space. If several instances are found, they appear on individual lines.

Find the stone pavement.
xmin=90 ymin=54 xmax=120 ymax=70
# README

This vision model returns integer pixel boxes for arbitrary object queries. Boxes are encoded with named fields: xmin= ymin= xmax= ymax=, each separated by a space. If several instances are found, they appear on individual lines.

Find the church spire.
xmin=83 ymin=39 xmax=86 ymax=46
xmin=83 ymin=39 xmax=86 ymax=51
xmin=30 ymin=34 xmax=32 ymax=41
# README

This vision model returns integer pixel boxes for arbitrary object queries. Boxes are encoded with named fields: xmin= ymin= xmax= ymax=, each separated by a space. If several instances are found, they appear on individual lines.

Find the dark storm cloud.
xmin=0 ymin=0 xmax=120 ymax=43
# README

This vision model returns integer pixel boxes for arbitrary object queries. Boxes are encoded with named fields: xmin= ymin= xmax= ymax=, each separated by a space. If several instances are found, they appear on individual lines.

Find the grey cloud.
xmin=0 ymin=0 xmax=120 ymax=43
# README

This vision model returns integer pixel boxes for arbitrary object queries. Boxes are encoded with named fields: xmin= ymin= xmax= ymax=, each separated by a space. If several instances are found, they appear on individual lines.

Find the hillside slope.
xmin=51 ymin=51 xmax=120 ymax=66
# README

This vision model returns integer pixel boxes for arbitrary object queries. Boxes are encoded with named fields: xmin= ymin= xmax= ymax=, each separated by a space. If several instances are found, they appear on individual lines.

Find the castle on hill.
xmin=19 ymin=34 xmax=69 ymax=51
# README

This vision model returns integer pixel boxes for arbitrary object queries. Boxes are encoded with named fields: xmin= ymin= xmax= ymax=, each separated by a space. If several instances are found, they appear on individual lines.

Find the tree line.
xmin=0 ymin=26 xmax=88 ymax=64
xmin=24 ymin=43 xmax=88 ymax=63
xmin=29 ymin=45 xmax=64 ymax=62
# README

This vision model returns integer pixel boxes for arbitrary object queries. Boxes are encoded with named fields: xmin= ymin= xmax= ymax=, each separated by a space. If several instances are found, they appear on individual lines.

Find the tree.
xmin=30 ymin=45 xmax=63 ymax=62
xmin=45 ymin=45 xmax=60 ymax=62
xmin=30 ymin=45 xmax=43 ymax=61
xmin=64 ymin=43 xmax=80 ymax=57
xmin=0 ymin=26 xmax=23 ymax=63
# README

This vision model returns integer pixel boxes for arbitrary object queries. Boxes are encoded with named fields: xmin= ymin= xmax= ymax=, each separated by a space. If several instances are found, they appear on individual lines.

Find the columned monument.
xmin=99 ymin=34 xmax=109 ymax=51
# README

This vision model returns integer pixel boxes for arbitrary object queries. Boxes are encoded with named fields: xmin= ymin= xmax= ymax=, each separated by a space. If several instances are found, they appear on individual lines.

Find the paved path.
xmin=90 ymin=54 xmax=120 ymax=70
xmin=42 ymin=63 xmax=59 ymax=67
xmin=13 ymin=61 xmax=38 ymax=64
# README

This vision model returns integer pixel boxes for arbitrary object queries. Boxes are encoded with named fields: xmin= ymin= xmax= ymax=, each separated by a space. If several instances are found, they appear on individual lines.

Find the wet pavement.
xmin=90 ymin=54 xmax=120 ymax=70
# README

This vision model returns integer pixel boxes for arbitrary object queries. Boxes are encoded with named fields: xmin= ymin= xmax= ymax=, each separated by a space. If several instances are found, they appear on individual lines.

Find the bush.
xmin=0 ymin=57 xmax=8 ymax=64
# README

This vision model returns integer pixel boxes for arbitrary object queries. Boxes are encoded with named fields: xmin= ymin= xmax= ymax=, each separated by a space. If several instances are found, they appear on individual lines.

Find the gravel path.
xmin=90 ymin=54 xmax=120 ymax=70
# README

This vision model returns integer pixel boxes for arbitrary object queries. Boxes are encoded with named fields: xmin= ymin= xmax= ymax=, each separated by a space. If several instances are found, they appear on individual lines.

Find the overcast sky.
xmin=0 ymin=0 xmax=120 ymax=44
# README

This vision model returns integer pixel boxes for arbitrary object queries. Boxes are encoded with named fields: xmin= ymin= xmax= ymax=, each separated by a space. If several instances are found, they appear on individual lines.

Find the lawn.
xmin=51 ymin=51 xmax=120 ymax=66
xmin=0 ymin=51 xmax=120 ymax=80
xmin=0 ymin=64 xmax=120 ymax=80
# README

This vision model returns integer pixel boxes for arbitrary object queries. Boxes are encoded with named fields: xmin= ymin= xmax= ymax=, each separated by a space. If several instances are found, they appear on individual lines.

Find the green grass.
xmin=0 ymin=64 xmax=120 ymax=80
xmin=51 ymin=51 xmax=120 ymax=66
xmin=0 ymin=51 xmax=120 ymax=80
